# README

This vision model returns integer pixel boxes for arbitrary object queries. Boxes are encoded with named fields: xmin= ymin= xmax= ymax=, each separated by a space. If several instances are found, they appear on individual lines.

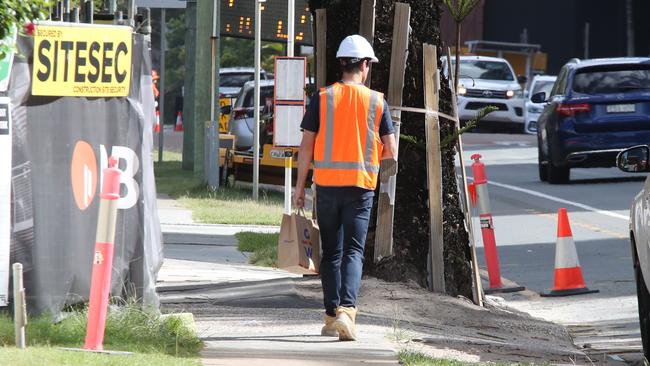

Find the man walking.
xmin=293 ymin=35 xmax=397 ymax=341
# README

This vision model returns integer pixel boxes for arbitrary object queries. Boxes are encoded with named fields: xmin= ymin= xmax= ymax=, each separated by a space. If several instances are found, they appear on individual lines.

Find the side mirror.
xmin=531 ymin=92 xmax=547 ymax=104
xmin=220 ymin=105 xmax=232 ymax=115
xmin=617 ymin=145 xmax=650 ymax=173
xmin=517 ymin=75 xmax=528 ymax=84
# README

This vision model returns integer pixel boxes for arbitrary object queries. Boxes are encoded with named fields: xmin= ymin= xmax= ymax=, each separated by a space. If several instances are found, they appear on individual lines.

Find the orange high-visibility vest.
xmin=313 ymin=82 xmax=384 ymax=190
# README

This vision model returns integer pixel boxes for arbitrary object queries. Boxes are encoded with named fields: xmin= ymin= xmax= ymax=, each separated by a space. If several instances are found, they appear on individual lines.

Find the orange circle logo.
xmin=71 ymin=141 xmax=97 ymax=210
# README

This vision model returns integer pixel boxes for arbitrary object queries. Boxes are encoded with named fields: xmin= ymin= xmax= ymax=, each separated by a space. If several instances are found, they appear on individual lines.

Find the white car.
xmin=617 ymin=146 xmax=650 ymax=357
xmin=219 ymin=67 xmax=269 ymax=100
xmin=447 ymin=56 xmax=526 ymax=132
xmin=524 ymin=75 xmax=556 ymax=134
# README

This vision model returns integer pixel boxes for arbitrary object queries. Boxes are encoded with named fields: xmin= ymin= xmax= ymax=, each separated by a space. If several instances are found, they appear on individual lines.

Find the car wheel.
xmin=548 ymin=162 xmax=570 ymax=184
xmin=633 ymin=236 xmax=650 ymax=358
xmin=546 ymin=144 xmax=570 ymax=184
xmin=220 ymin=149 xmax=233 ymax=187
xmin=538 ymin=146 xmax=548 ymax=182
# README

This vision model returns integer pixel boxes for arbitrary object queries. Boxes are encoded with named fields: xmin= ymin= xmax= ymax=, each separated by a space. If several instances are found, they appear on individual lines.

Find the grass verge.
xmin=399 ymin=351 xmax=473 ymax=366
xmin=0 ymin=346 xmax=202 ymax=366
xmin=0 ymin=301 xmax=202 ymax=360
xmin=154 ymin=151 xmax=284 ymax=225
xmin=236 ymin=232 xmax=279 ymax=267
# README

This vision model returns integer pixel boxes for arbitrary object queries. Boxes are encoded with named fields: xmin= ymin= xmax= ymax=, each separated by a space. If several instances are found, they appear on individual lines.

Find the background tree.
xmin=307 ymin=0 xmax=473 ymax=298
xmin=150 ymin=8 xmax=288 ymax=124
xmin=0 ymin=0 xmax=51 ymax=59
xmin=442 ymin=0 xmax=480 ymax=92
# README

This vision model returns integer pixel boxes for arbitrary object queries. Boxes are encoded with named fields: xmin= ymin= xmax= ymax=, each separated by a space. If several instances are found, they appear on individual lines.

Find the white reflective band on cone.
xmin=95 ymin=199 xmax=118 ymax=244
xmin=476 ymin=183 xmax=491 ymax=215
xmin=555 ymin=236 xmax=580 ymax=269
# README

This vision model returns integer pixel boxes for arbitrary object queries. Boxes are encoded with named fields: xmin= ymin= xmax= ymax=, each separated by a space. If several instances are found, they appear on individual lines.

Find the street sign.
xmin=0 ymin=27 xmax=16 ymax=92
xmin=32 ymin=23 xmax=133 ymax=97
xmin=134 ymin=0 xmax=186 ymax=9
xmin=222 ymin=0 xmax=312 ymax=44
xmin=273 ymin=57 xmax=306 ymax=147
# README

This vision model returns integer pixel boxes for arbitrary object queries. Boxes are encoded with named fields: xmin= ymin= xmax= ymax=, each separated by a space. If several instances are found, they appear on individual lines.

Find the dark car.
xmin=534 ymin=57 xmax=650 ymax=184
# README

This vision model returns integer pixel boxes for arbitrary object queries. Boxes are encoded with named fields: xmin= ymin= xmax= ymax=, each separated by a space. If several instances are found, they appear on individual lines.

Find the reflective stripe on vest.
xmin=313 ymin=83 xmax=383 ymax=189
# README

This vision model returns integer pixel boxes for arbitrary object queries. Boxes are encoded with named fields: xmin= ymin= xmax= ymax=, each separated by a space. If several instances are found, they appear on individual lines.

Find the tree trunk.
xmin=308 ymin=0 xmax=473 ymax=299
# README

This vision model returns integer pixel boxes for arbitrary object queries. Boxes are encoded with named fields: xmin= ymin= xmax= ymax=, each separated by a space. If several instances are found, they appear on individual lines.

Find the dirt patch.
xmin=294 ymin=277 xmax=587 ymax=364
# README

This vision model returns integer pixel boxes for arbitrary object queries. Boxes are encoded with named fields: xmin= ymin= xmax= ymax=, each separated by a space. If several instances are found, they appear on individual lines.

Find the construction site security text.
xmin=32 ymin=24 xmax=132 ymax=97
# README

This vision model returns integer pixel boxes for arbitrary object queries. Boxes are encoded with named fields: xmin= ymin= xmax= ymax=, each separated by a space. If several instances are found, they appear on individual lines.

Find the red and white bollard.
xmin=470 ymin=154 xmax=524 ymax=294
xmin=84 ymin=157 xmax=121 ymax=351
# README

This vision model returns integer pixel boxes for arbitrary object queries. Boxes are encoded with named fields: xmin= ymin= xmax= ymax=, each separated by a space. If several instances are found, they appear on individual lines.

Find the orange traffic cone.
xmin=541 ymin=208 xmax=598 ymax=297
xmin=154 ymin=110 xmax=160 ymax=133
xmin=175 ymin=111 xmax=183 ymax=132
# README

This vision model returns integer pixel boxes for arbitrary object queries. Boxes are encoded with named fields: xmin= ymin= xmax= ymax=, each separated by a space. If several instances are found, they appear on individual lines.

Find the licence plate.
xmin=607 ymin=104 xmax=635 ymax=113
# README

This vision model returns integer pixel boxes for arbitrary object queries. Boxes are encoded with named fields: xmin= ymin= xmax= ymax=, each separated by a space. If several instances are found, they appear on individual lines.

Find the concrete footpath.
xmin=155 ymin=194 xmax=400 ymax=365
xmin=155 ymin=194 xmax=605 ymax=365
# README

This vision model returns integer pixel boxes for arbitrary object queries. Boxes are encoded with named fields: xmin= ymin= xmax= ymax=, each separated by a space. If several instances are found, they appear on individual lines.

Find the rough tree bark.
xmin=307 ymin=0 xmax=473 ymax=299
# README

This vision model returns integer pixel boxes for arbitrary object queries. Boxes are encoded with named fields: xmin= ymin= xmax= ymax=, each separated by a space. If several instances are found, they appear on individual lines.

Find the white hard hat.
xmin=336 ymin=35 xmax=379 ymax=63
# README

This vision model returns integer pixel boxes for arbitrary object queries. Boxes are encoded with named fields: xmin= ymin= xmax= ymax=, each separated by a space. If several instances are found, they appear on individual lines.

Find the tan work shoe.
xmin=333 ymin=306 xmax=357 ymax=341
xmin=321 ymin=314 xmax=337 ymax=337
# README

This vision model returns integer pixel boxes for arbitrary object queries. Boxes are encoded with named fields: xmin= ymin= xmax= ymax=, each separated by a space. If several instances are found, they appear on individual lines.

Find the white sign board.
xmin=274 ymin=105 xmax=304 ymax=147
xmin=274 ymin=57 xmax=306 ymax=147
xmin=0 ymin=98 xmax=11 ymax=306
xmin=275 ymin=58 xmax=306 ymax=101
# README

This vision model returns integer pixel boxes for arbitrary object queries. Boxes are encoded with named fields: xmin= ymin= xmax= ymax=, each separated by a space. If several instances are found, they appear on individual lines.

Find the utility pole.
xmin=583 ymin=22 xmax=589 ymax=60
xmin=207 ymin=0 xmax=221 ymax=189
xmin=284 ymin=0 xmax=295 ymax=212
xmin=253 ymin=0 xmax=265 ymax=200
xmin=158 ymin=9 xmax=166 ymax=163
xmin=626 ymin=0 xmax=634 ymax=56
xmin=182 ymin=1 xmax=197 ymax=170
xmin=183 ymin=0 xmax=214 ymax=177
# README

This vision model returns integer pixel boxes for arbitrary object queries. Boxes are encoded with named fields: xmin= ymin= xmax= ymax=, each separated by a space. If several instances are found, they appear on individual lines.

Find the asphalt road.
xmin=460 ymin=132 xmax=645 ymax=363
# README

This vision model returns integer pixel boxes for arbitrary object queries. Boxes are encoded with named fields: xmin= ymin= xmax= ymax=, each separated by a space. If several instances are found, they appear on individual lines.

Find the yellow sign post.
xmin=32 ymin=23 xmax=132 ymax=97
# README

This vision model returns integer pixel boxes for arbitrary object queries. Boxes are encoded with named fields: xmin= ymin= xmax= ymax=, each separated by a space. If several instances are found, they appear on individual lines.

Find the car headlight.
xmin=506 ymin=90 xmax=523 ymax=99
xmin=458 ymin=86 xmax=467 ymax=96
xmin=528 ymin=105 xmax=544 ymax=113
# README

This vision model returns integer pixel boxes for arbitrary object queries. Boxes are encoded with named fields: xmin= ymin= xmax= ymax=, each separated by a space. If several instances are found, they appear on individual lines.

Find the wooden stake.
xmin=359 ymin=0 xmax=376 ymax=87
xmin=315 ymin=9 xmax=327 ymax=89
xmin=446 ymin=50 xmax=484 ymax=307
xmin=423 ymin=44 xmax=445 ymax=293
xmin=374 ymin=2 xmax=410 ymax=262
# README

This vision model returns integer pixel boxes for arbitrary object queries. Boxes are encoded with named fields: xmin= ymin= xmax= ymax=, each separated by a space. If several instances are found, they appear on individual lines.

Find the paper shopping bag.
xmin=277 ymin=210 xmax=320 ymax=275
xmin=294 ymin=210 xmax=320 ymax=273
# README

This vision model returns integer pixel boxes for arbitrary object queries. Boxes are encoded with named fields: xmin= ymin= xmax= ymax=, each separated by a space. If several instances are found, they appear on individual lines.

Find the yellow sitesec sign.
xmin=32 ymin=24 xmax=132 ymax=97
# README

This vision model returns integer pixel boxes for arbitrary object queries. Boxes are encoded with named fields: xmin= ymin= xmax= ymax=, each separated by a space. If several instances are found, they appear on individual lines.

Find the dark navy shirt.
xmin=300 ymin=87 xmax=395 ymax=136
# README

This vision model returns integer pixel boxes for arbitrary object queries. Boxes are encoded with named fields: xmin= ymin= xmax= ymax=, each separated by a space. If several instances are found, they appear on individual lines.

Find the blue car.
xmin=534 ymin=57 xmax=650 ymax=184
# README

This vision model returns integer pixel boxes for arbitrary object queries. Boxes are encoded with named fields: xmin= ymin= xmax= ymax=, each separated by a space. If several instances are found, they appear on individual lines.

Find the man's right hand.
xmin=380 ymin=158 xmax=398 ymax=183
xmin=293 ymin=188 xmax=305 ymax=209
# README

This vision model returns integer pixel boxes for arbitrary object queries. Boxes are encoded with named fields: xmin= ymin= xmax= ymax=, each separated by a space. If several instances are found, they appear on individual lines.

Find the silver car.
xmin=617 ymin=145 xmax=650 ymax=357
xmin=524 ymin=75 xmax=556 ymax=134
xmin=228 ymin=79 xmax=275 ymax=150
